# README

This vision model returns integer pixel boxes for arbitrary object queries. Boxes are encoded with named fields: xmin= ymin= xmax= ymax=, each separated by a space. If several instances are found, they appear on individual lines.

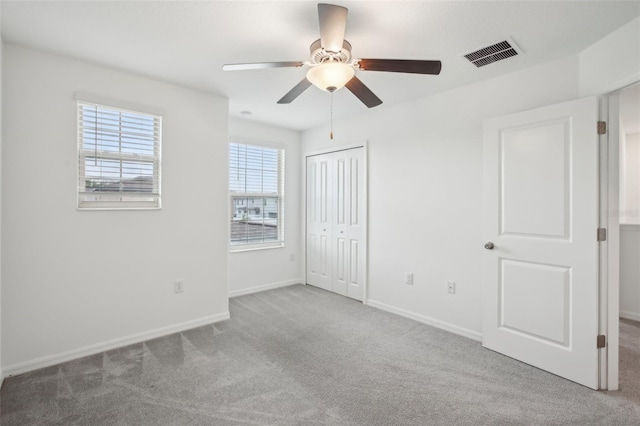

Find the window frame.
xmin=77 ymin=100 xmax=162 ymax=210
xmin=229 ymin=140 xmax=285 ymax=252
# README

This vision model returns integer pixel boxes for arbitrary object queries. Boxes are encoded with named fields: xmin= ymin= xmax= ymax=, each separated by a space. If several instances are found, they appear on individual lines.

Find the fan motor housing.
xmin=310 ymin=39 xmax=352 ymax=64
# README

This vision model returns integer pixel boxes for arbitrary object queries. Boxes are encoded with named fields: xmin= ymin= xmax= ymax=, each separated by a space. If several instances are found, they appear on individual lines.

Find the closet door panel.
xmin=333 ymin=154 xmax=349 ymax=295
xmin=347 ymin=150 xmax=365 ymax=301
xmin=306 ymin=155 xmax=332 ymax=290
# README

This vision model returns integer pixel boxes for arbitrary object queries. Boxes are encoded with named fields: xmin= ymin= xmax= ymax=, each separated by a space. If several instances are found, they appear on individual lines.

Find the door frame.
xmin=601 ymin=80 xmax=640 ymax=391
xmin=303 ymin=142 xmax=369 ymax=303
xmin=599 ymin=93 xmax=617 ymax=391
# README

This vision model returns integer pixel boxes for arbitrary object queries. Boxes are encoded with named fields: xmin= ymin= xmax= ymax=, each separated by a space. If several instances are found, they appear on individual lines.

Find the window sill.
xmin=230 ymin=242 xmax=285 ymax=253
xmin=78 ymin=206 xmax=162 ymax=211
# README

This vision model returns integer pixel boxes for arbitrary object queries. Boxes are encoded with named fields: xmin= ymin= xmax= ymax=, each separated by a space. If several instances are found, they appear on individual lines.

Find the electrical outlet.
xmin=290 ymin=253 xmax=295 ymax=261
xmin=406 ymin=273 xmax=414 ymax=285
xmin=447 ymin=281 xmax=456 ymax=294
xmin=175 ymin=279 xmax=184 ymax=293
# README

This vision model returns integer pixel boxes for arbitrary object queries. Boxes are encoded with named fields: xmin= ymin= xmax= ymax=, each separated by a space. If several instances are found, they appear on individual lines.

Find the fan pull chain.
xmin=330 ymin=91 xmax=334 ymax=140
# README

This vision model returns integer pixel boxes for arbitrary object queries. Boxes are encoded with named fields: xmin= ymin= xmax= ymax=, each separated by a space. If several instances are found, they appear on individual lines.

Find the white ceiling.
xmin=2 ymin=1 xmax=639 ymax=131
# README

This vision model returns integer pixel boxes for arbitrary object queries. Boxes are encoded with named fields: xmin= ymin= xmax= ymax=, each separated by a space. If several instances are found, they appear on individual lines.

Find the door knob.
xmin=484 ymin=242 xmax=495 ymax=250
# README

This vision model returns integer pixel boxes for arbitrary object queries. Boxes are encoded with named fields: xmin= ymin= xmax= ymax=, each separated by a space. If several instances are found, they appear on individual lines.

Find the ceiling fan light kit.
xmin=223 ymin=3 xmax=442 ymax=109
xmin=306 ymin=61 xmax=355 ymax=92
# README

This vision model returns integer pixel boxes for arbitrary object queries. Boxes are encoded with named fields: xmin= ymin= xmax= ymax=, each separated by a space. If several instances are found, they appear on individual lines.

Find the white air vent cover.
xmin=463 ymin=39 xmax=521 ymax=68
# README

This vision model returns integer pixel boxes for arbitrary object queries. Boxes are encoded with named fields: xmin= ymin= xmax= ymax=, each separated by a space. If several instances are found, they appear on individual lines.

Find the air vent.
xmin=463 ymin=39 xmax=521 ymax=68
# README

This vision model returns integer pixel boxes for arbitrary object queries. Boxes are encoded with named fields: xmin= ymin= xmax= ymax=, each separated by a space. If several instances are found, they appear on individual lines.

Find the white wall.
xmin=0 ymin=5 xmax=4 ymax=382
xmin=621 ymin=133 xmax=640 ymax=224
xmin=620 ymin=225 xmax=640 ymax=321
xmin=1 ymin=44 xmax=229 ymax=375
xmin=620 ymin=126 xmax=628 ymax=219
xmin=579 ymin=17 xmax=640 ymax=96
xmin=301 ymin=55 xmax=580 ymax=337
xmin=579 ymin=17 xmax=640 ymax=327
xmin=227 ymin=118 xmax=302 ymax=297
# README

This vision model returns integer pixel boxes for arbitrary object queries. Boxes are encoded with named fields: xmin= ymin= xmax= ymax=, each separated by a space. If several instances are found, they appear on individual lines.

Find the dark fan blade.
xmin=345 ymin=76 xmax=382 ymax=108
xmin=358 ymin=59 xmax=442 ymax=75
xmin=277 ymin=78 xmax=313 ymax=104
xmin=223 ymin=61 xmax=304 ymax=71
xmin=318 ymin=3 xmax=348 ymax=52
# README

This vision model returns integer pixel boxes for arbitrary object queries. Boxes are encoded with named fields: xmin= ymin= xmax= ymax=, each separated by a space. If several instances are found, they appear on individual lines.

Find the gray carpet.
xmin=1 ymin=284 xmax=639 ymax=425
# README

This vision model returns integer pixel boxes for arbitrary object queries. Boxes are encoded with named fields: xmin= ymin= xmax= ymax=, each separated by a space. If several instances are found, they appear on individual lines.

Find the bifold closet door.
xmin=306 ymin=154 xmax=333 ymax=291
xmin=306 ymin=148 xmax=365 ymax=301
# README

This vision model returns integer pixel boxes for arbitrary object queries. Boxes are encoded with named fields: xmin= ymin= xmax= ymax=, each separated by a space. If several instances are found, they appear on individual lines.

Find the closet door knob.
xmin=484 ymin=242 xmax=495 ymax=250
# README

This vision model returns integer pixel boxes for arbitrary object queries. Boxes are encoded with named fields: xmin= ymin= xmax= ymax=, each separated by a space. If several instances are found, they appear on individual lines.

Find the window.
xmin=229 ymin=142 xmax=284 ymax=248
xmin=77 ymin=101 xmax=162 ymax=209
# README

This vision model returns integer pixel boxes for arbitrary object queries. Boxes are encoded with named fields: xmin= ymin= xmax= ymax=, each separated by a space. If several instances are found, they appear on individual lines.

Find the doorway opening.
xmin=614 ymin=83 xmax=640 ymax=394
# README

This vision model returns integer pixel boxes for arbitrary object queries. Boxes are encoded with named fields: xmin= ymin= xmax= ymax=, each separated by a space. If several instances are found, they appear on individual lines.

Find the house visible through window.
xmin=77 ymin=101 xmax=162 ymax=209
xmin=229 ymin=142 xmax=284 ymax=248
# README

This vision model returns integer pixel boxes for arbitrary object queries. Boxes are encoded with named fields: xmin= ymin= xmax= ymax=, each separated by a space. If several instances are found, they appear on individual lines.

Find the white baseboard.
xmin=2 ymin=312 xmax=230 ymax=379
xmin=620 ymin=311 xmax=640 ymax=322
xmin=229 ymin=279 xmax=300 ymax=298
xmin=366 ymin=299 xmax=483 ymax=342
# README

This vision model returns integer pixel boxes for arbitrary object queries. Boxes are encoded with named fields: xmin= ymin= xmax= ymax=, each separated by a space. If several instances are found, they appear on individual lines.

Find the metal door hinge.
xmin=597 ymin=228 xmax=607 ymax=242
xmin=597 ymin=121 xmax=607 ymax=135
xmin=597 ymin=335 xmax=606 ymax=348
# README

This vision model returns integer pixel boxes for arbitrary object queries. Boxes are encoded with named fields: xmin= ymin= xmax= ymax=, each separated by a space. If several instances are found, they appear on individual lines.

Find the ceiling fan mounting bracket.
xmin=310 ymin=39 xmax=352 ymax=64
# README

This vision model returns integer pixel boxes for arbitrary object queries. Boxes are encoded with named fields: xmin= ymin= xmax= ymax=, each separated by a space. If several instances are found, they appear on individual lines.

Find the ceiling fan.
xmin=223 ymin=3 xmax=442 ymax=108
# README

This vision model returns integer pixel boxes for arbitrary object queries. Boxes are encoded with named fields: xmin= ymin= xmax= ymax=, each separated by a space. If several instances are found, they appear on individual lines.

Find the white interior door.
xmin=306 ymin=155 xmax=333 ymax=291
xmin=334 ymin=148 xmax=365 ymax=301
xmin=482 ymin=96 xmax=601 ymax=389
xmin=306 ymin=147 xmax=366 ymax=301
xmin=333 ymin=152 xmax=349 ymax=297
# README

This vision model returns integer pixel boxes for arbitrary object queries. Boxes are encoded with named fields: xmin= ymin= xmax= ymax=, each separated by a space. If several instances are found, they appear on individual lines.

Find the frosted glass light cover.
xmin=306 ymin=62 xmax=355 ymax=92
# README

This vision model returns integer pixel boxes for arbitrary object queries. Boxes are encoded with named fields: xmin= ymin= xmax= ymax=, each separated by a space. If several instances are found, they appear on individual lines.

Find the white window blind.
xmin=229 ymin=143 xmax=285 ymax=247
xmin=77 ymin=101 xmax=162 ymax=209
